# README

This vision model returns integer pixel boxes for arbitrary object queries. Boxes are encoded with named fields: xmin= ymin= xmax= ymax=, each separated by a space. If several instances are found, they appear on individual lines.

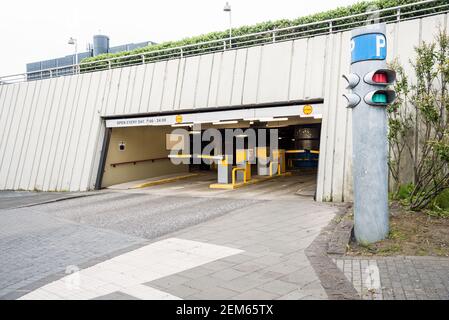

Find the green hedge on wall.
xmin=80 ymin=0 xmax=447 ymax=70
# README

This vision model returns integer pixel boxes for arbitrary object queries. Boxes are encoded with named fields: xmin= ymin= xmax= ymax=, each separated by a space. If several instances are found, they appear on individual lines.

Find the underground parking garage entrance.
xmin=98 ymin=103 xmax=323 ymax=198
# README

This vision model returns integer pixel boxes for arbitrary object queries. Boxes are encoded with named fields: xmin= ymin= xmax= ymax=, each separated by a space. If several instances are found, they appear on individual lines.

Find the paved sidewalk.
xmin=333 ymin=256 xmax=449 ymax=300
xmin=148 ymin=200 xmax=339 ymax=300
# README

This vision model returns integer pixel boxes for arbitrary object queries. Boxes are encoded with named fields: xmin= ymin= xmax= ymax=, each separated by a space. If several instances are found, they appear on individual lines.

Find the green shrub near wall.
xmin=80 ymin=0 xmax=447 ymax=70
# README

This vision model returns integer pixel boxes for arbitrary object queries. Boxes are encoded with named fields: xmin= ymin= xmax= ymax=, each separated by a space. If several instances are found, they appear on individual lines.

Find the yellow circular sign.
xmin=175 ymin=115 xmax=183 ymax=123
xmin=303 ymin=105 xmax=313 ymax=115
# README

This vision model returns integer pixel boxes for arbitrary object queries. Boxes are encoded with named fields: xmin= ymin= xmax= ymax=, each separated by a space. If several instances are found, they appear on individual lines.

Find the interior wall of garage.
xmin=101 ymin=126 xmax=189 ymax=188
xmin=0 ymin=13 xmax=447 ymax=199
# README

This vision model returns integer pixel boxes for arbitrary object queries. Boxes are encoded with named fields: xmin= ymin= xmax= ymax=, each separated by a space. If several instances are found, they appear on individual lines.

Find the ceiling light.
xmin=259 ymin=117 xmax=289 ymax=122
xmin=266 ymin=124 xmax=289 ymax=128
xmin=212 ymin=120 xmax=238 ymax=125
xmin=171 ymin=123 xmax=193 ymax=127
xmin=193 ymin=120 xmax=214 ymax=124
xmin=258 ymin=117 xmax=274 ymax=122
xmin=265 ymin=117 xmax=289 ymax=122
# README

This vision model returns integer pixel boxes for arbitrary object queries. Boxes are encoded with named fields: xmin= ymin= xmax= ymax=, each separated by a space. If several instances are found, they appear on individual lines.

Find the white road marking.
xmin=19 ymin=238 xmax=243 ymax=300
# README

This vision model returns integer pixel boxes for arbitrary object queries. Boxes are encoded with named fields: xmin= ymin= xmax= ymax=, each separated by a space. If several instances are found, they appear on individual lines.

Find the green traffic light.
xmin=372 ymin=93 xmax=387 ymax=103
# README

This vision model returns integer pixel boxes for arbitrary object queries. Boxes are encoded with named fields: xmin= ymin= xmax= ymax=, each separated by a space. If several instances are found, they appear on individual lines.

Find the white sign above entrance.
xmin=111 ymin=116 xmax=176 ymax=127
xmin=105 ymin=104 xmax=323 ymax=128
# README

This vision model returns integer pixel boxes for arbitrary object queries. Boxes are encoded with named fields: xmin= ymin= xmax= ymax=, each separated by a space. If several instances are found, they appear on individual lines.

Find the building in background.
xmin=26 ymin=35 xmax=156 ymax=80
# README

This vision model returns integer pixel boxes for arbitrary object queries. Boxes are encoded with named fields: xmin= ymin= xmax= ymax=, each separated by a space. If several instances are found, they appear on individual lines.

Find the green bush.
xmin=80 ymin=0 xmax=447 ymax=71
xmin=433 ymin=189 xmax=449 ymax=210
xmin=396 ymin=183 xmax=414 ymax=200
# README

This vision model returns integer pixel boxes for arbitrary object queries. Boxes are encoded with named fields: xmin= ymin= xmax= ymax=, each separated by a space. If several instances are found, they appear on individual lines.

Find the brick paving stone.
xmin=257 ymin=279 xmax=299 ymax=296
xmin=334 ymin=256 xmax=449 ymax=300
xmin=231 ymin=288 xmax=281 ymax=300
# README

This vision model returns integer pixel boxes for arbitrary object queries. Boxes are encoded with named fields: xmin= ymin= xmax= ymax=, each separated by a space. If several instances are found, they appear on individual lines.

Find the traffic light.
xmin=343 ymin=69 xmax=396 ymax=108
xmin=363 ymin=69 xmax=396 ymax=106
xmin=364 ymin=89 xmax=396 ymax=106
xmin=363 ymin=69 xmax=396 ymax=85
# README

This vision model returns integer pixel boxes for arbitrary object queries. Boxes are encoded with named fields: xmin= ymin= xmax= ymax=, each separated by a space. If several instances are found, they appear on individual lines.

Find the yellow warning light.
xmin=303 ymin=105 xmax=313 ymax=115
xmin=175 ymin=115 xmax=183 ymax=123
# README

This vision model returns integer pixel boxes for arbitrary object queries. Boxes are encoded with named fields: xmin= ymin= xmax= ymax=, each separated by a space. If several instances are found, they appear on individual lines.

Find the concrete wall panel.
xmin=48 ymin=76 xmax=79 ymax=191
xmin=27 ymin=78 xmax=57 ymax=190
xmin=207 ymin=53 xmax=222 ymax=107
xmin=421 ymin=14 xmax=446 ymax=43
xmin=8 ymin=82 xmax=37 ymax=190
xmin=148 ymin=61 xmax=167 ymax=113
xmin=0 ymin=85 xmax=17 ymax=160
xmin=257 ymin=41 xmax=292 ymax=103
xmin=231 ymin=49 xmax=248 ymax=106
xmin=330 ymin=32 xmax=351 ymax=203
xmin=216 ymin=50 xmax=236 ymax=107
xmin=1 ymin=83 xmax=29 ymax=189
xmin=41 ymin=77 xmax=70 ymax=191
xmin=124 ymin=65 xmax=139 ymax=114
xmin=394 ymin=19 xmax=420 ymax=85
xmin=242 ymin=46 xmax=261 ymax=105
xmin=289 ymin=38 xmax=309 ymax=101
xmin=195 ymin=54 xmax=214 ymax=108
xmin=161 ymin=59 xmax=180 ymax=111
xmin=306 ymin=36 xmax=327 ymax=99
xmin=104 ymin=68 xmax=122 ymax=115
xmin=33 ymin=78 xmax=64 ymax=190
xmin=82 ymin=71 xmax=110 ymax=190
xmin=60 ymin=73 xmax=92 ymax=191
xmin=69 ymin=72 xmax=102 ymax=191
xmin=179 ymin=55 xmax=200 ymax=109
xmin=116 ymin=66 xmax=132 ymax=115
xmin=129 ymin=65 xmax=146 ymax=114
xmin=15 ymin=81 xmax=43 ymax=190
xmin=139 ymin=64 xmax=155 ymax=113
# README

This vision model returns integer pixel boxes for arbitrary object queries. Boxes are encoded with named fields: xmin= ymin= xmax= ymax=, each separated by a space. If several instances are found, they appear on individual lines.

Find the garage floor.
xmin=122 ymin=170 xmax=318 ymax=201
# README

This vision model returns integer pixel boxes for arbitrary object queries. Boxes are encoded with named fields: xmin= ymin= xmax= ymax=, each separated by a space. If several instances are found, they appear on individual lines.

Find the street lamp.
xmin=223 ymin=2 xmax=232 ymax=47
xmin=68 ymin=37 xmax=78 ymax=73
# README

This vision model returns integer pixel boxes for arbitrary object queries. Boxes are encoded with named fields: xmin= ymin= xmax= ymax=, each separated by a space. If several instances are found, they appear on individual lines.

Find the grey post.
xmin=343 ymin=23 xmax=396 ymax=243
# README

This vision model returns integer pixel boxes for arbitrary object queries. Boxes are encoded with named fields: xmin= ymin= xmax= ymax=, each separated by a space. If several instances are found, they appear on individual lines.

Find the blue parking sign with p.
xmin=351 ymin=33 xmax=386 ymax=64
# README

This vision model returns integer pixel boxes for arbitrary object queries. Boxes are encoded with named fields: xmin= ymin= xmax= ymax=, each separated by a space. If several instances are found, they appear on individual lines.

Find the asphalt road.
xmin=37 ymin=191 xmax=260 ymax=239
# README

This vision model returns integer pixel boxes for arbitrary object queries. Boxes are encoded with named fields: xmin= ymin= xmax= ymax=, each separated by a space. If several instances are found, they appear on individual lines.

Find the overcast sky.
xmin=0 ymin=0 xmax=361 ymax=75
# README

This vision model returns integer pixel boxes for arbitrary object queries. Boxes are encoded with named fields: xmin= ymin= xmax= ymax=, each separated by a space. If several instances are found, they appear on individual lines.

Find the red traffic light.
xmin=372 ymin=72 xmax=388 ymax=84
xmin=364 ymin=69 xmax=396 ymax=86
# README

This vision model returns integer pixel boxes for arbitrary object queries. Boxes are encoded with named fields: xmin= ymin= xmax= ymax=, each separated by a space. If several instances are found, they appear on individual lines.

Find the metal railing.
xmin=1 ymin=0 xmax=448 ymax=85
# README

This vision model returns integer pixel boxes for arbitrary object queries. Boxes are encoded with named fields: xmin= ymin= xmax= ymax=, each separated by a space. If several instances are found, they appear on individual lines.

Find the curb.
xmin=305 ymin=204 xmax=360 ymax=300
